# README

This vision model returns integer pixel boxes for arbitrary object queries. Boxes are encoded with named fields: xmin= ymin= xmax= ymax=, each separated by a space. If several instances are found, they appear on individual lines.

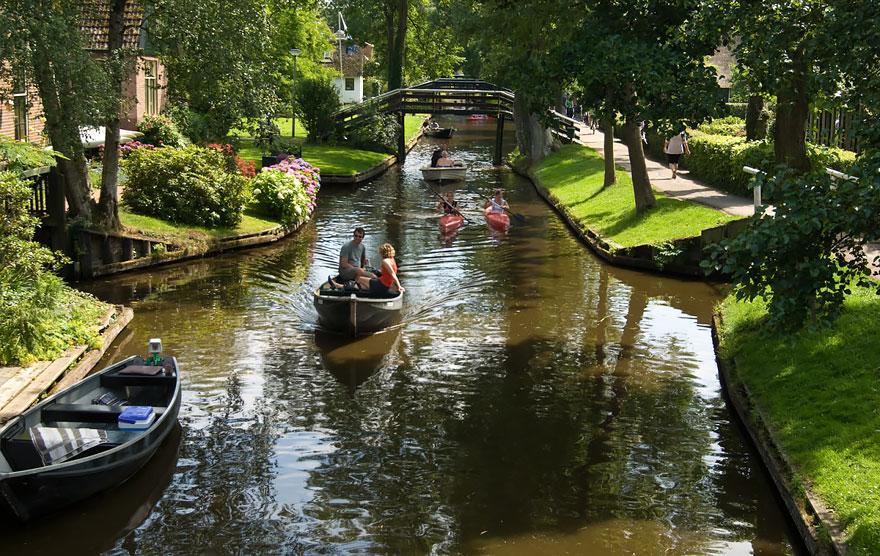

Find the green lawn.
xmin=120 ymin=208 xmax=280 ymax=243
xmin=230 ymin=117 xmax=308 ymax=140
xmin=718 ymin=288 xmax=880 ymax=553
xmin=532 ymin=144 xmax=738 ymax=247
xmin=232 ymin=114 xmax=426 ymax=176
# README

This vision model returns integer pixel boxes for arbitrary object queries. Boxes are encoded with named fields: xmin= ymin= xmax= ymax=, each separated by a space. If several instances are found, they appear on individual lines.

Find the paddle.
xmin=424 ymin=182 xmax=471 ymax=224
xmin=476 ymin=191 xmax=525 ymax=222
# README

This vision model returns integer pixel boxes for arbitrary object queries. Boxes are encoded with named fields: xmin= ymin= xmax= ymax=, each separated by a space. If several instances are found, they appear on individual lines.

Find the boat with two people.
xmin=0 ymin=339 xmax=181 ymax=521
xmin=423 ymin=120 xmax=455 ymax=139
xmin=421 ymin=145 xmax=466 ymax=183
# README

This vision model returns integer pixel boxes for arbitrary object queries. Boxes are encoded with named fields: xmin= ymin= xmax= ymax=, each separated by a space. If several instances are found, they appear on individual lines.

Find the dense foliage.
xmin=294 ymin=78 xmax=341 ymax=143
xmin=0 ymin=136 xmax=60 ymax=172
xmin=704 ymin=160 xmax=880 ymax=330
xmin=250 ymin=158 xmax=320 ymax=228
xmin=0 ymin=172 xmax=105 ymax=364
xmin=123 ymin=146 xmax=249 ymax=227
xmin=342 ymin=110 xmax=400 ymax=154
xmin=137 ymin=114 xmax=185 ymax=147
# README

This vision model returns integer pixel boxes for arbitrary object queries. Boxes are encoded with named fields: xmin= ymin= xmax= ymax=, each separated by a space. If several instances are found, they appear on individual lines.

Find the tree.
xmin=148 ymin=0 xmax=282 ymax=141
xmin=567 ymin=0 xmax=722 ymax=212
xmin=0 ymin=0 xmax=115 ymax=222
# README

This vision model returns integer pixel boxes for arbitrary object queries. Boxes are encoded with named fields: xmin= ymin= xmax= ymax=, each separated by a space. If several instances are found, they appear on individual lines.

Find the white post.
xmin=743 ymin=166 xmax=763 ymax=209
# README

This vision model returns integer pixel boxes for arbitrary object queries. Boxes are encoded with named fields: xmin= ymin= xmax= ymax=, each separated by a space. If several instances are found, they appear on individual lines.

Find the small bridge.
xmin=334 ymin=77 xmax=577 ymax=165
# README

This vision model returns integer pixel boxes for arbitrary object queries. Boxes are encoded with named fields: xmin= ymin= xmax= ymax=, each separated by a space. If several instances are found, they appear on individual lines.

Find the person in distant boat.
xmin=356 ymin=243 xmax=404 ymax=294
xmin=430 ymin=143 xmax=448 ymax=167
xmin=484 ymin=188 xmax=509 ymax=213
xmin=334 ymin=227 xmax=375 ymax=286
xmin=436 ymin=191 xmax=460 ymax=215
xmin=428 ymin=120 xmax=440 ymax=130
xmin=436 ymin=150 xmax=456 ymax=167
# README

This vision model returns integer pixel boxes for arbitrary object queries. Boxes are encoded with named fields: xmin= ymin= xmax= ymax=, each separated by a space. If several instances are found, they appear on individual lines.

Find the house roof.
xmin=321 ymin=43 xmax=372 ymax=78
xmin=79 ymin=0 xmax=146 ymax=51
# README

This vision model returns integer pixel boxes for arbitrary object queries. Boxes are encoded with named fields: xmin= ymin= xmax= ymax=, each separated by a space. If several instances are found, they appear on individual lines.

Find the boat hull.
xmin=313 ymin=288 xmax=403 ymax=336
xmin=420 ymin=166 xmax=466 ymax=182
xmin=484 ymin=208 xmax=510 ymax=231
xmin=439 ymin=214 xmax=464 ymax=235
xmin=0 ymin=356 xmax=181 ymax=521
xmin=424 ymin=127 xmax=455 ymax=139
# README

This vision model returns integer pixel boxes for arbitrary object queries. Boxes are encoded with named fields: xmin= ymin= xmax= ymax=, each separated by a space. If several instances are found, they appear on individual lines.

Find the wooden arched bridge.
xmin=334 ymin=77 xmax=578 ymax=165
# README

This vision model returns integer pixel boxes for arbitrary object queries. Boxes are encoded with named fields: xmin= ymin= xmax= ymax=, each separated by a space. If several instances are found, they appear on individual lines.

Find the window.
xmin=345 ymin=78 xmax=355 ymax=91
xmin=323 ymin=51 xmax=333 ymax=61
xmin=12 ymin=78 xmax=27 ymax=140
xmin=144 ymin=60 xmax=159 ymax=115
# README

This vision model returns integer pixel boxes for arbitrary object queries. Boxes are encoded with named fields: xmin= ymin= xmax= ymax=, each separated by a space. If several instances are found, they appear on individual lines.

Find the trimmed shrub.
xmin=696 ymin=116 xmax=745 ymax=137
xmin=295 ymin=78 xmax=341 ymax=143
xmin=251 ymin=158 xmax=320 ymax=228
xmin=137 ymin=114 xmax=185 ymax=147
xmin=123 ymin=146 xmax=249 ymax=227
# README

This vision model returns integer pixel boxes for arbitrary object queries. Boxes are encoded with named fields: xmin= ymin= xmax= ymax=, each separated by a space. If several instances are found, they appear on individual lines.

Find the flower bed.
xmin=250 ymin=158 xmax=320 ymax=228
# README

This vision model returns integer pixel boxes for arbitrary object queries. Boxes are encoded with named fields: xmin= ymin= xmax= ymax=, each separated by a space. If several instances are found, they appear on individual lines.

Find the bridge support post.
xmin=493 ymin=114 xmax=505 ymax=165
xmin=397 ymin=112 xmax=406 ymax=162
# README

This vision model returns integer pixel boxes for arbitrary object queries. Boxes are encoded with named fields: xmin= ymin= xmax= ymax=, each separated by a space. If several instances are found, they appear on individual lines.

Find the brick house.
xmin=0 ymin=0 xmax=167 ymax=145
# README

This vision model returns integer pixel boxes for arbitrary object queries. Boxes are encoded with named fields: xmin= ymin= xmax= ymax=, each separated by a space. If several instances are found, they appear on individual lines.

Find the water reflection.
xmin=1 ymin=118 xmax=802 ymax=554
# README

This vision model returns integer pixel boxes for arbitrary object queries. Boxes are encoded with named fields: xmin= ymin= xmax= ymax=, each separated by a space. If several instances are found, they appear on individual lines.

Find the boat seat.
xmin=318 ymin=288 xmax=400 ymax=299
xmin=42 ymin=404 xmax=165 ymax=423
xmin=100 ymin=373 xmax=177 ymax=388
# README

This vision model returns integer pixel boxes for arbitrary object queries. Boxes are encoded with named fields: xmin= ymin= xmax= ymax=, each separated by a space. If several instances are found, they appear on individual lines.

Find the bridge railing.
xmin=547 ymin=110 xmax=578 ymax=144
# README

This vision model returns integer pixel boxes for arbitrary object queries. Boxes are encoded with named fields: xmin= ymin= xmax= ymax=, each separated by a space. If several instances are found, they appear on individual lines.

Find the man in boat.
xmin=430 ymin=143 xmax=448 ymax=167
xmin=334 ymin=227 xmax=375 ymax=286
xmin=436 ymin=150 xmax=456 ymax=167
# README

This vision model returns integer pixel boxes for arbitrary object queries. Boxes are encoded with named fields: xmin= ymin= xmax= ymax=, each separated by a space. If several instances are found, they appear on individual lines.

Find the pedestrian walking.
xmin=663 ymin=129 xmax=690 ymax=180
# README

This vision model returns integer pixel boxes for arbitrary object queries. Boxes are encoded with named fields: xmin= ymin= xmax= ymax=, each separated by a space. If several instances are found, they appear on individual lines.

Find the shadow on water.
xmin=0 ymin=424 xmax=182 ymax=554
xmin=314 ymin=327 xmax=402 ymax=395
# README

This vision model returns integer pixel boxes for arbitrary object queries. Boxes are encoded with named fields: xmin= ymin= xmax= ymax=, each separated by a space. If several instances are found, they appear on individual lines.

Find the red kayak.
xmin=439 ymin=213 xmax=464 ymax=235
xmin=484 ymin=207 xmax=510 ymax=231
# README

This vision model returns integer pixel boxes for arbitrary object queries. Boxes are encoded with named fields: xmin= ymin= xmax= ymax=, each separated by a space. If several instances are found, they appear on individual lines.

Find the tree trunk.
xmin=386 ymin=0 xmax=407 ymax=90
xmin=745 ymin=95 xmax=767 ymax=141
xmin=29 ymin=48 xmax=92 ymax=220
xmin=95 ymin=0 xmax=128 ymax=231
xmin=601 ymin=116 xmax=615 ymax=187
xmin=513 ymin=92 xmax=551 ymax=164
xmin=621 ymin=119 xmax=655 ymax=212
xmin=774 ymin=51 xmax=810 ymax=172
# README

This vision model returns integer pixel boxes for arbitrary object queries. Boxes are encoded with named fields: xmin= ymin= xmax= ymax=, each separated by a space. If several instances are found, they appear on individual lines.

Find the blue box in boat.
xmin=118 ymin=406 xmax=153 ymax=424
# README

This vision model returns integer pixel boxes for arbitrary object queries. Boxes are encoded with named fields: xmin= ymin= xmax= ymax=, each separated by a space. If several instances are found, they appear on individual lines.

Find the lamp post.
xmin=289 ymin=48 xmax=301 ymax=139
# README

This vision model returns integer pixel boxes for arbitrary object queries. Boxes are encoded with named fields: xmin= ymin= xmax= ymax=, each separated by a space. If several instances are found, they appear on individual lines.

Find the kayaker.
xmin=335 ymin=227 xmax=375 ymax=286
xmin=484 ymin=188 xmax=509 ymax=214
xmin=436 ymin=191 xmax=460 ymax=215
xmin=356 ymin=243 xmax=405 ymax=294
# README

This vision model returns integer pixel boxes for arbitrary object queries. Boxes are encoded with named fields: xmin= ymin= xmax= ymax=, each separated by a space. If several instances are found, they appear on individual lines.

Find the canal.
xmin=5 ymin=121 xmax=801 ymax=554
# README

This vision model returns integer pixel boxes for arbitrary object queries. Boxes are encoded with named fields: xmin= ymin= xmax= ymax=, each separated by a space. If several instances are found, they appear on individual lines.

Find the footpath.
xmin=573 ymin=124 xmax=754 ymax=217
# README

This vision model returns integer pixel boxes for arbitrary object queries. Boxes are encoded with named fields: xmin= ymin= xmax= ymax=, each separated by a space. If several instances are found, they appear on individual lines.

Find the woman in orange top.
xmin=356 ymin=243 xmax=404 ymax=295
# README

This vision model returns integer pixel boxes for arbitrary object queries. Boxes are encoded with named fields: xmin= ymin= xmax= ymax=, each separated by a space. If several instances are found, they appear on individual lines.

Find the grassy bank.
xmin=120 ymin=208 xmax=279 ymax=244
xmin=717 ymin=289 xmax=880 ymax=553
xmin=233 ymin=114 xmax=426 ymax=175
xmin=532 ymin=144 xmax=738 ymax=247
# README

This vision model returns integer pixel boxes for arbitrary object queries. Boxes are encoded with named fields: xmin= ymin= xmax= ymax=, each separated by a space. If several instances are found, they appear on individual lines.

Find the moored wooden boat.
xmin=420 ymin=166 xmax=466 ymax=182
xmin=424 ymin=127 xmax=455 ymax=139
xmin=439 ymin=213 xmax=464 ymax=235
xmin=313 ymin=282 xmax=404 ymax=336
xmin=484 ymin=207 xmax=510 ymax=231
xmin=0 ymin=354 xmax=181 ymax=521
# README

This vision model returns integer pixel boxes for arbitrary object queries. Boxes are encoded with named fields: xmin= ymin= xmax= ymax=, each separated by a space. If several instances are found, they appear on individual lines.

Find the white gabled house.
xmin=321 ymin=43 xmax=373 ymax=104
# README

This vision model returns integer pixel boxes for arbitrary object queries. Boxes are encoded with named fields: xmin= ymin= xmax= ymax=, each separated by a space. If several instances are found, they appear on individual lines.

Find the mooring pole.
xmin=397 ymin=112 xmax=406 ymax=162
xmin=493 ymin=114 xmax=505 ymax=165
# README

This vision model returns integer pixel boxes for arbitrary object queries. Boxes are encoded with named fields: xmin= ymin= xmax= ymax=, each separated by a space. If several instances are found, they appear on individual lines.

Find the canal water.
xmin=4 ymin=121 xmax=801 ymax=554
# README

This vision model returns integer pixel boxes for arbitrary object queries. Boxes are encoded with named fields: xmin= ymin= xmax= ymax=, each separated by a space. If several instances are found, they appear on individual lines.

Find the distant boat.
xmin=466 ymin=114 xmax=495 ymax=121
xmin=484 ymin=207 xmax=510 ymax=231
xmin=0 ymin=355 xmax=181 ymax=521
xmin=439 ymin=213 xmax=464 ymax=235
xmin=420 ymin=166 xmax=466 ymax=182
xmin=424 ymin=127 xmax=455 ymax=139
xmin=314 ymin=283 xmax=403 ymax=336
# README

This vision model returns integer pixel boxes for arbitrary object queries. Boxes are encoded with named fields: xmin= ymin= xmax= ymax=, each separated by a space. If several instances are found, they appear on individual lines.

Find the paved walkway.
xmin=574 ymin=124 xmax=755 ymax=217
